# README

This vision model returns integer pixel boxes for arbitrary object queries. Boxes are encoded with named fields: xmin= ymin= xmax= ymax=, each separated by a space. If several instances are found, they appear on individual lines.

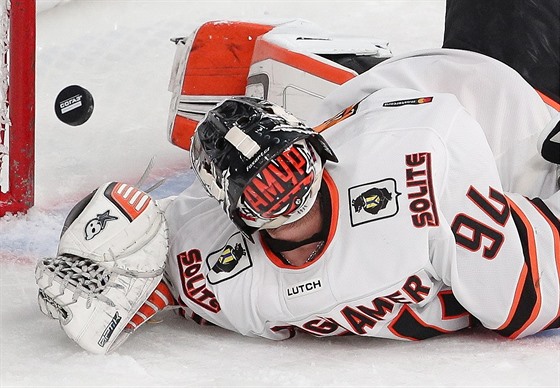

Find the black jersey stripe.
xmin=438 ymin=290 xmax=470 ymax=320
xmin=389 ymin=306 xmax=450 ymax=340
xmin=530 ymin=197 xmax=560 ymax=233
xmin=495 ymin=198 xmax=540 ymax=338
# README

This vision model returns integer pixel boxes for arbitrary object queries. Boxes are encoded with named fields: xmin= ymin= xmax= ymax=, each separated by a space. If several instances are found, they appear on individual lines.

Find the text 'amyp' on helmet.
xmin=190 ymin=97 xmax=337 ymax=239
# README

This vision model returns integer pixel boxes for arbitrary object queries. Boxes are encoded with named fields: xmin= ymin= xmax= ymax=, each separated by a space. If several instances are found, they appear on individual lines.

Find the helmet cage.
xmin=190 ymin=134 xmax=228 ymax=203
xmin=190 ymin=97 xmax=337 ymax=239
xmin=237 ymin=139 xmax=323 ymax=230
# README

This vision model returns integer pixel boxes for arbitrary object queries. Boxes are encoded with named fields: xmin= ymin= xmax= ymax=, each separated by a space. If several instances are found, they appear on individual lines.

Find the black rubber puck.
xmin=54 ymin=85 xmax=94 ymax=126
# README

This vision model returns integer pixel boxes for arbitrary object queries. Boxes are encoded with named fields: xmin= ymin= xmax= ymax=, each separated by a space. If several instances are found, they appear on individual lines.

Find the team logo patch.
xmin=382 ymin=97 xmax=433 ymax=107
xmin=84 ymin=210 xmax=118 ymax=240
xmin=348 ymin=179 xmax=401 ymax=226
xmin=212 ymin=243 xmax=246 ymax=273
xmin=206 ymin=233 xmax=252 ymax=285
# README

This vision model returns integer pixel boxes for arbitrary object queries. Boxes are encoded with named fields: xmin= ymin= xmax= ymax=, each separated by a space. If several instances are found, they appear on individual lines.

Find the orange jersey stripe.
xmin=388 ymin=305 xmax=453 ymax=341
xmin=498 ymin=264 xmax=530 ymax=333
xmin=496 ymin=197 xmax=542 ymax=338
xmin=314 ymin=102 xmax=360 ymax=133
xmin=536 ymin=90 xmax=560 ymax=111
xmin=529 ymin=198 xmax=560 ymax=328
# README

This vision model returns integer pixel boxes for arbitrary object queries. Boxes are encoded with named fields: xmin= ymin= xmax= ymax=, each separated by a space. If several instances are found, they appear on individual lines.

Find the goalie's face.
xmin=237 ymin=139 xmax=323 ymax=230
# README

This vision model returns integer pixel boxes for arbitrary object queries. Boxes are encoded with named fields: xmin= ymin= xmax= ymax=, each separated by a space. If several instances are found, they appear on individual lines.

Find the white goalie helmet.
xmin=35 ymin=182 xmax=170 ymax=354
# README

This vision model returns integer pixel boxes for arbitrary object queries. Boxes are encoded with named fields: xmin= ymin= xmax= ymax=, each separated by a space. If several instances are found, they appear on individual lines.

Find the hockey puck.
xmin=54 ymin=85 xmax=94 ymax=126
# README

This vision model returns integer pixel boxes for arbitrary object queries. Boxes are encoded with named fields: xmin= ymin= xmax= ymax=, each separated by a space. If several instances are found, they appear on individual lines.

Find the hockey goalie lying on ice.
xmin=35 ymin=18 xmax=560 ymax=354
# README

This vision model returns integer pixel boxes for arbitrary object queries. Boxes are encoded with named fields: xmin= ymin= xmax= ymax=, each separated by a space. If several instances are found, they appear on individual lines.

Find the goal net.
xmin=0 ymin=0 xmax=35 ymax=216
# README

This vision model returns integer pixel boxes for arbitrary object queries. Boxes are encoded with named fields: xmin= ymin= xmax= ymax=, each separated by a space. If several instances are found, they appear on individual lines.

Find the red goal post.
xmin=0 ymin=0 xmax=35 ymax=216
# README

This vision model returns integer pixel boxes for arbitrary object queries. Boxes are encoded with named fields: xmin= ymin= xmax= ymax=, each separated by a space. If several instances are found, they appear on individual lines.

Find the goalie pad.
xmin=35 ymin=182 xmax=169 ymax=354
xmin=167 ymin=19 xmax=391 ymax=150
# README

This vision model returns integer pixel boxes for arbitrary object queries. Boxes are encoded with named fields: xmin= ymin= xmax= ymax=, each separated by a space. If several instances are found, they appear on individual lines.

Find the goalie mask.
xmin=190 ymin=97 xmax=338 ymax=239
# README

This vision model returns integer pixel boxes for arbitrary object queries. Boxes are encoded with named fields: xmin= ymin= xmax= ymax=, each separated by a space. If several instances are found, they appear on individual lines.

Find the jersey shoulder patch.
xmin=206 ymin=232 xmax=253 ymax=284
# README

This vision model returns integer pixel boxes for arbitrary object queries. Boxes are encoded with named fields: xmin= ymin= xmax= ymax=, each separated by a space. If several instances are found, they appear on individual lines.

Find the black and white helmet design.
xmin=190 ymin=97 xmax=338 ymax=239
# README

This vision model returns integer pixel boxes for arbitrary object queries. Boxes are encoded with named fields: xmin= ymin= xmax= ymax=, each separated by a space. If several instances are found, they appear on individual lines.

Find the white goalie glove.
xmin=35 ymin=182 xmax=170 ymax=354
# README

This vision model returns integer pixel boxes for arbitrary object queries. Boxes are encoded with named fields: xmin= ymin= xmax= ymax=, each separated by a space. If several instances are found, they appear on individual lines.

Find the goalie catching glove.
xmin=35 ymin=182 xmax=171 ymax=354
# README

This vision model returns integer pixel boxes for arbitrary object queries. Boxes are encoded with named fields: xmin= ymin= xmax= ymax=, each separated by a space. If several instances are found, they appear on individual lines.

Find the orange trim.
xmin=171 ymin=116 xmax=198 ymax=151
xmin=153 ymin=281 xmax=175 ymax=307
xmin=497 ymin=265 xmax=529 ymax=332
xmin=252 ymin=39 xmax=356 ymax=86
xmin=171 ymin=22 xmax=356 ymax=151
xmin=262 ymin=170 xmax=339 ymax=269
xmin=125 ymin=282 xmax=174 ymax=330
xmin=183 ymin=22 xmax=274 ymax=95
xmin=128 ymin=315 xmax=144 ymax=329
xmin=498 ymin=198 xmax=542 ymax=338
xmin=171 ymin=22 xmax=275 ymax=151
xmin=536 ymin=90 xmax=560 ymax=111
xmin=389 ymin=305 xmax=453 ymax=341
xmin=138 ymin=304 xmax=156 ymax=317
xmin=436 ymin=289 xmax=470 ymax=320
xmin=111 ymin=183 xmax=151 ymax=220
xmin=314 ymin=102 xmax=359 ymax=133
xmin=530 ymin=202 xmax=560 ymax=323
xmin=544 ymin=314 xmax=560 ymax=331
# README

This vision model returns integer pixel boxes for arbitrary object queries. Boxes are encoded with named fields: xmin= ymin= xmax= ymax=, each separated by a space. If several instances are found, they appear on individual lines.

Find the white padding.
xmin=36 ymin=182 xmax=169 ymax=354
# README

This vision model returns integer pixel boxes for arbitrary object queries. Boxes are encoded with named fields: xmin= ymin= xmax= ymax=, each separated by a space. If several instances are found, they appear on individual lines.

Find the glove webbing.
xmin=125 ymin=281 xmax=175 ymax=331
xmin=42 ymin=255 xmax=110 ymax=294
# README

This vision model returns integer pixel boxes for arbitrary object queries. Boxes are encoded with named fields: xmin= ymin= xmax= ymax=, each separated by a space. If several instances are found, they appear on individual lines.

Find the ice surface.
xmin=1 ymin=1 xmax=558 ymax=387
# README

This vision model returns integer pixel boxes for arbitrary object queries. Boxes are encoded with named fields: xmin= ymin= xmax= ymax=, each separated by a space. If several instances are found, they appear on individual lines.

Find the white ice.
xmin=1 ymin=1 xmax=558 ymax=387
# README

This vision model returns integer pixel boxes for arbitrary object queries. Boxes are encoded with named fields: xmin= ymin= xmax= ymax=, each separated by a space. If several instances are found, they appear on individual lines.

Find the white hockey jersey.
xmin=311 ymin=48 xmax=559 ymax=199
xmin=164 ymin=87 xmax=560 ymax=341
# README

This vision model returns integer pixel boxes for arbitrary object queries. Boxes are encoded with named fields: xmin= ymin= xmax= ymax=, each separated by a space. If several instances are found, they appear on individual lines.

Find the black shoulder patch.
xmin=206 ymin=232 xmax=253 ymax=285
xmin=383 ymin=97 xmax=433 ymax=107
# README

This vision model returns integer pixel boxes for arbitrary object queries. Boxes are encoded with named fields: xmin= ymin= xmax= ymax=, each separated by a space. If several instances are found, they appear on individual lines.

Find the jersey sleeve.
xmin=163 ymin=181 xmax=293 ymax=340
xmin=311 ymin=49 xmax=557 ymax=198
xmin=434 ymin=107 xmax=560 ymax=338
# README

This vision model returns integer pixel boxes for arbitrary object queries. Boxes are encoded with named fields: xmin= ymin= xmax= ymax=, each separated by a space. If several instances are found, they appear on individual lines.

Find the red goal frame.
xmin=0 ymin=0 xmax=35 ymax=216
